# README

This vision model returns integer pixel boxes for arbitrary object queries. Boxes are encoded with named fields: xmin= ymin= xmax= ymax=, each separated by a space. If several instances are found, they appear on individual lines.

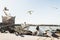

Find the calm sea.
xmin=29 ymin=26 xmax=60 ymax=33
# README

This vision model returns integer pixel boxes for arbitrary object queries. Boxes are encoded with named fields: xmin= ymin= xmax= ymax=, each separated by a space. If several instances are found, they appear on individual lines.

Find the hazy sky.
xmin=0 ymin=0 xmax=60 ymax=24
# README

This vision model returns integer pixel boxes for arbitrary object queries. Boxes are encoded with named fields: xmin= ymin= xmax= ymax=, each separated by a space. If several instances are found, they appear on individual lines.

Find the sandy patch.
xmin=0 ymin=33 xmax=60 ymax=40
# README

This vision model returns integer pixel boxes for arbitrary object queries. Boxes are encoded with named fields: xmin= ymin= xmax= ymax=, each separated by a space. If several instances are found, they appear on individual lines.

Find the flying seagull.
xmin=52 ymin=7 xmax=58 ymax=9
xmin=4 ymin=7 xmax=9 ymax=11
xmin=27 ymin=10 xmax=33 ymax=15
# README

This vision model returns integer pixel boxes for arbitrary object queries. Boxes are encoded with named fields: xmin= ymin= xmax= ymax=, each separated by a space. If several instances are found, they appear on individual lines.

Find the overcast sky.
xmin=0 ymin=0 xmax=60 ymax=24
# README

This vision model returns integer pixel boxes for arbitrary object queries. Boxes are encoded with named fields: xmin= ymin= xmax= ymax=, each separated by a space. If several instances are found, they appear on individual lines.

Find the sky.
xmin=0 ymin=0 xmax=60 ymax=24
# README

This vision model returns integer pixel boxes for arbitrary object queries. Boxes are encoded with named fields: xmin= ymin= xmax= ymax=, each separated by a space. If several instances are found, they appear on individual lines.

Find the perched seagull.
xmin=49 ymin=27 xmax=59 ymax=39
xmin=3 ymin=7 xmax=11 ymax=18
xmin=51 ymin=32 xmax=59 ymax=39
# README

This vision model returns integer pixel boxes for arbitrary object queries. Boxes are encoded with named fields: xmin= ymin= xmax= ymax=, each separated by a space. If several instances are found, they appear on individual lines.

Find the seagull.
xmin=52 ymin=7 xmax=58 ymax=9
xmin=27 ymin=10 xmax=33 ymax=15
xmin=51 ymin=32 xmax=59 ymax=39
xmin=4 ymin=7 xmax=9 ymax=11
xmin=3 ymin=7 xmax=11 ymax=16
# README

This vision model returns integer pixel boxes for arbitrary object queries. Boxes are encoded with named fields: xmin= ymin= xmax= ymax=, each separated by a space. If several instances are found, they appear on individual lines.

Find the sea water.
xmin=29 ymin=26 xmax=60 ymax=33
